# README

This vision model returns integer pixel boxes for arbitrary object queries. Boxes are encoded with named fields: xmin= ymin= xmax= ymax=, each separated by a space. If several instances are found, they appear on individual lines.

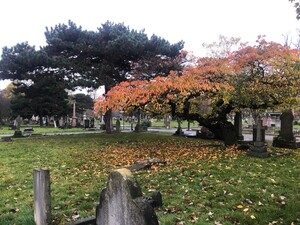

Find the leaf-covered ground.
xmin=0 ymin=133 xmax=299 ymax=225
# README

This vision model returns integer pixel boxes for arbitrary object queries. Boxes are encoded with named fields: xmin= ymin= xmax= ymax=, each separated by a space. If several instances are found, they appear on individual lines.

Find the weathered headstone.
xmin=273 ymin=110 xmax=299 ymax=148
xmin=15 ymin=115 xmax=22 ymax=131
xmin=96 ymin=168 xmax=159 ymax=225
xmin=33 ymin=168 xmax=51 ymax=225
xmin=247 ymin=117 xmax=270 ymax=158
xmin=13 ymin=120 xmax=23 ymax=137
xmin=13 ymin=115 xmax=23 ymax=137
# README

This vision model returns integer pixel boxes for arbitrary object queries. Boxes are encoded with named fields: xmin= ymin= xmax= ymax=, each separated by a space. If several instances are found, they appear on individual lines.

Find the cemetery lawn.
xmin=0 ymin=125 xmax=92 ymax=135
xmin=0 ymin=133 xmax=299 ymax=225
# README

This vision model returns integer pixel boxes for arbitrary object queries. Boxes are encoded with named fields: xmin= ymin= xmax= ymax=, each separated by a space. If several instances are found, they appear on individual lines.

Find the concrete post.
xmin=72 ymin=102 xmax=77 ymax=128
xmin=33 ymin=168 xmax=51 ymax=225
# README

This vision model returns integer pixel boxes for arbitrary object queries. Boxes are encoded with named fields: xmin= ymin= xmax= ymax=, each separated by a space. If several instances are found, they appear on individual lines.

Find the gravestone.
xmin=90 ymin=118 xmax=95 ymax=128
xmin=273 ymin=110 xmax=299 ymax=148
xmin=234 ymin=112 xmax=244 ymax=140
xmin=13 ymin=115 xmax=23 ymax=137
xmin=247 ymin=117 xmax=270 ymax=158
xmin=84 ymin=119 xmax=90 ymax=129
xmin=115 ymin=119 xmax=121 ymax=133
xmin=96 ymin=168 xmax=159 ymax=225
xmin=33 ymin=168 xmax=51 ymax=225
xmin=15 ymin=115 xmax=22 ymax=131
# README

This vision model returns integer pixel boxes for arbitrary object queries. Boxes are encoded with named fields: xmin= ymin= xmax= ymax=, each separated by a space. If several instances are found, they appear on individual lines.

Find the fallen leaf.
xmin=243 ymin=208 xmax=249 ymax=212
xmin=236 ymin=205 xmax=244 ymax=209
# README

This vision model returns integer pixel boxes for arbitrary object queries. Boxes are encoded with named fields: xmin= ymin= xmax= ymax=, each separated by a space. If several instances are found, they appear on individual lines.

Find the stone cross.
xmin=248 ymin=116 xmax=269 ymax=158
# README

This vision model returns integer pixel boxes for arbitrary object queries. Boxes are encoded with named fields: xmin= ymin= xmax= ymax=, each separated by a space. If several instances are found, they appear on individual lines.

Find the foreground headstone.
xmin=96 ymin=168 xmax=159 ymax=225
xmin=33 ymin=168 xmax=51 ymax=225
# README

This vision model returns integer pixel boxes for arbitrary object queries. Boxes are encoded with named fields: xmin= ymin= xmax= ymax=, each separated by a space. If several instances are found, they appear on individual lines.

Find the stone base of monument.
xmin=272 ymin=136 xmax=299 ymax=149
xmin=247 ymin=141 xmax=270 ymax=158
xmin=13 ymin=130 xmax=24 ymax=138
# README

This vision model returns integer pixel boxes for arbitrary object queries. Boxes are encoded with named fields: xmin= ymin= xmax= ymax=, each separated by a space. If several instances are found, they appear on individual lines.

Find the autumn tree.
xmin=95 ymin=58 xmax=234 ymax=138
xmin=96 ymin=37 xmax=300 ymax=141
xmin=229 ymin=36 xmax=300 ymax=122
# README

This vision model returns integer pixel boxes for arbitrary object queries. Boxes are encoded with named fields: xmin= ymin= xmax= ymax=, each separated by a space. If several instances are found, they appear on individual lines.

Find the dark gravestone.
xmin=115 ymin=119 xmax=121 ymax=133
xmin=90 ymin=119 xmax=94 ymax=128
xmin=234 ymin=112 xmax=244 ymax=140
xmin=96 ymin=168 xmax=159 ymax=225
xmin=13 ymin=130 xmax=23 ymax=138
xmin=273 ymin=110 xmax=298 ymax=149
xmin=222 ymin=125 xmax=237 ymax=146
xmin=84 ymin=120 xmax=90 ymax=129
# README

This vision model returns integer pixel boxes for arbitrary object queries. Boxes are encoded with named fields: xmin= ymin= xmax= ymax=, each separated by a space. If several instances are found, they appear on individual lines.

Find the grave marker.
xmin=247 ymin=116 xmax=270 ymax=158
xmin=96 ymin=168 xmax=159 ymax=225
xmin=273 ymin=110 xmax=299 ymax=148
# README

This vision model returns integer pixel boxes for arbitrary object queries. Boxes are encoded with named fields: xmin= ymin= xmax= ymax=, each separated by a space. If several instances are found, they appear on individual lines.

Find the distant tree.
xmin=44 ymin=20 xmax=184 ymax=132
xmin=0 ymin=21 xmax=184 ymax=131
xmin=44 ymin=20 xmax=184 ymax=90
xmin=0 ymin=43 xmax=69 ymax=125
xmin=289 ymin=0 xmax=300 ymax=19
xmin=0 ymin=90 xmax=11 ymax=124
xmin=11 ymin=77 xmax=69 ymax=126
xmin=202 ymin=35 xmax=242 ymax=58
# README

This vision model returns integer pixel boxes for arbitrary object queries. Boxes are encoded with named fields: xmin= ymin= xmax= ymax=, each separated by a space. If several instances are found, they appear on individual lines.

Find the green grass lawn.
xmin=0 ymin=125 xmax=93 ymax=135
xmin=0 ymin=133 xmax=299 ymax=225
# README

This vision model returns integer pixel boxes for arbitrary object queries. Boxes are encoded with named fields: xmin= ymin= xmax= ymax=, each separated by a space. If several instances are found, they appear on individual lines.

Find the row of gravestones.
xmin=244 ymin=110 xmax=299 ymax=158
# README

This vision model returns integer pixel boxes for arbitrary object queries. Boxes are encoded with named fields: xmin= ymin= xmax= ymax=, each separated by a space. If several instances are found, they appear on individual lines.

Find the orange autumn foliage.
xmin=94 ymin=58 xmax=233 ymax=116
xmin=94 ymin=37 xmax=300 ymax=117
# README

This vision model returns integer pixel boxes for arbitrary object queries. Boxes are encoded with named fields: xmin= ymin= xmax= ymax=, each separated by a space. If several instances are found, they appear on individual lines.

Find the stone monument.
xmin=96 ymin=168 xmax=159 ymax=225
xmin=273 ymin=110 xmax=299 ymax=149
xmin=247 ymin=116 xmax=270 ymax=158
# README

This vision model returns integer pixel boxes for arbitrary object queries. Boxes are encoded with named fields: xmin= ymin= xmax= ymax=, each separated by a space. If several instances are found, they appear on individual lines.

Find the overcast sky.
xmin=0 ymin=0 xmax=299 ymax=89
